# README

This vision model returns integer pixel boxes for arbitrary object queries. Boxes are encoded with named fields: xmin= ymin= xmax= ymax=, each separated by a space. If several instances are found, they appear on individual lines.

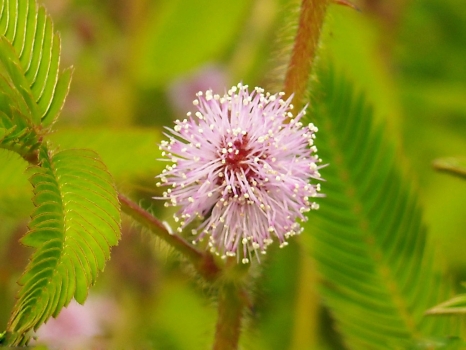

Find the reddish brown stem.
xmin=283 ymin=0 xmax=330 ymax=109
xmin=118 ymin=193 xmax=220 ymax=281
xmin=211 ymin=259 xmax=251 ymax=350
xmin=212 ymin=283 xmax=248 ymax=350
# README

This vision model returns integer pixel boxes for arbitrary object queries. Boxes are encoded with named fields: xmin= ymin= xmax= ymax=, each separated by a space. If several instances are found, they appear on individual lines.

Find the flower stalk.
xmin=212 ymin=260 xmax=251 ymax=350
xmin=213 ymin=282 xmax=248 ymax=350
xmin=283 ymin=0 xmax=330 ymax=109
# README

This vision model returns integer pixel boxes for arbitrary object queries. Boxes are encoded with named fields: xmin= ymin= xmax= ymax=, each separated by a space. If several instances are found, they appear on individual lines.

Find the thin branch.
xmin=433 ymin=157 xmax=466 ymax=180
xmin=118 ymin=193 xmax=220 ymax=281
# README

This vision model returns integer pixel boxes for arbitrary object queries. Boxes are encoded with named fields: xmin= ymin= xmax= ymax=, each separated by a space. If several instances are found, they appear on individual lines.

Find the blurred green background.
xmin=1 ymin=0 xmax=466 ymax=349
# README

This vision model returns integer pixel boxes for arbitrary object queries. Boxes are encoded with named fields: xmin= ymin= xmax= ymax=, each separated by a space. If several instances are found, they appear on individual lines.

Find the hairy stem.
xmin=213 ymin=282 xmax=248 ymax=350
xmin=283 ymin=0 xmax=330 ymax=109
xmin=211 ymin=259 xmax=250 ymax=350
xmin=118 ymin=193 xmax=220 ymax=281
xmin=209 ymin=2 xmax=331 ymax=348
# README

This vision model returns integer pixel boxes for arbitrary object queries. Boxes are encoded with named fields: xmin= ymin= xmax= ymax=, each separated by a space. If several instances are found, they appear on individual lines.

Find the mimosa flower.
xmin=157 ymin=83 xmax=323 ymax=263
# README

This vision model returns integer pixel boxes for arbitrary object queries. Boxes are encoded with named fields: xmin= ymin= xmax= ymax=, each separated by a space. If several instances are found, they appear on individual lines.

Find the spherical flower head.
xmin=157 ymin=83 xmax=323 ymax=263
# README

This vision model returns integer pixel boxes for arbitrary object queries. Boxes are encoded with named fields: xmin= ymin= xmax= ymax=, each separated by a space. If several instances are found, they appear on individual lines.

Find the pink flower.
xmin=32 ymin=297 xmax=119 ymax=349
xmin=157 ymin=84 xmax=323 ymax=263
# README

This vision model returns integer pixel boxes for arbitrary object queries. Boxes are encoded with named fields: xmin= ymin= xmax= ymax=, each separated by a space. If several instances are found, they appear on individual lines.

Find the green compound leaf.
xmin=5 ymin=143 xmax=121 ymax=346
xmin=0 ymin=47 xmax=41 ymax=156
xmin=0 ymin=0 xmax=71 ymax=130
xmin=304 ymin=68 xmax=456 ymax=349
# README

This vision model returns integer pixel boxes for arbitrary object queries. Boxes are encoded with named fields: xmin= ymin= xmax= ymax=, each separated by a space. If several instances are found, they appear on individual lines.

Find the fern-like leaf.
xmin=0 ymin=37 xmax=40 ymax=155
xmin=4 ymin=143 xmax=121 ymax=346
xmin=0 ymin=0 xmax=71 ymax=128
xmin=305 ymin=68 xmax=455 ymax=349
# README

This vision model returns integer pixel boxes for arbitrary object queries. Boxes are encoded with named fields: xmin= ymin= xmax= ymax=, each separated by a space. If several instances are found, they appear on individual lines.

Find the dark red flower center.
xmin=216 ymin=135 xmax=268 ymax=190
xmin=225 ymin=138 xmax=251 ymax=172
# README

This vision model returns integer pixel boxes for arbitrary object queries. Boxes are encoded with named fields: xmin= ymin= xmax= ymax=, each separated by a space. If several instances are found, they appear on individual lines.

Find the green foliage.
xmin=49 ymin=127 xmax=165 ymax=181
xmin=4 ymin=143 xmax=120 ymax=346
xmin=319 ymin=6 xmax=402 ymax=130
xmin=0 ymin=0 xmax=71 ymax=128
xmin=0 ymin=128 xmax=164 ymax=221
xmin=305 ymin=68 xmax=456 ymax=349
xmin=134 ymin=0 xmax=250 ymax=87
xmin=0 ymin=0 xmax=71 ymax=159
xmin=0 ymin=31 xmax=40 ymax=156
xmin=0 ymin=0 xmax=464 ymax=348
xmin=0 ymin=1 xmax=122 ymax=346
xmin=427 ymin=295 xmax=466 ymax=315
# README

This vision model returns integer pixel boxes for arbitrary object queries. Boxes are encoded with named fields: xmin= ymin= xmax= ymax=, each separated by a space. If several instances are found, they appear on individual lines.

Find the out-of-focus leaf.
xmin=320 ymin=6 xmax=402 ymax=130
xmin=407 ymin=337 xmax=465 ymax=350
xmin=144 ymin=279 xmax=216 ymax=350
xmin=427 ymin=294 xmax=466 ymax=315
xmin=303 ymin=67 xmax=455 ymax=349
xmin=0 ymin=149 xmax=32 ymax=219
xmin=133 ymin=0 xmax=249 ymax=87
xmin=433 ymin=157 xmax=466 ymax=180
xmin=394 ymin=0 xmax=466 ymax=272
xmin=49 ymin=127 xmax=164 ymax=181
xmin=0 ymin=127 xmax=164 ymax=220
xmin=250 ymin=241 xmax=301 ymax=350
